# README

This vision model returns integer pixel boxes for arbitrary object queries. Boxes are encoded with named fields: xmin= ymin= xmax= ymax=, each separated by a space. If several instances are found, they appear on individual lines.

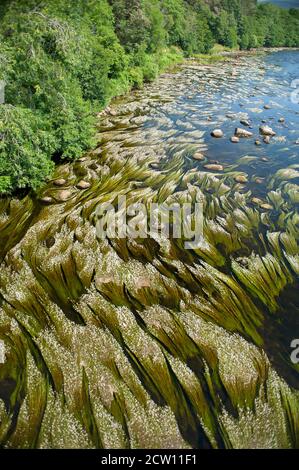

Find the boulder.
xmin=234 ymin=175 xmax=248 ymax=184
xmin=149 ymin=163 xmax=160 ymax=169
xmin=56 ymin=190 xmax=72 ymax=202
xmin=193 ymin=152 xmax=205 ymax=161
xmin=53 ymin=178 xmax=67 ymax=187
xmin=230 ymin=136 xmax=240 ymax=143
xmin=40 ymin=196 xmax=53 ymax=204
xmin=240 ymin=119 xmax=250 ymax=127
xmin=89 ymin=162 xmax=98 ymax=171
xmin=77 ymin=180 xmax=91 ymax=190
xmin=235 ymin=128 xmax=253 ymax=138
xmin=260 ymin=203 xmax=273 ymax=211
xmin=211 ymin=129 xmax=224 ymax=138
xmin=226 ymin=113 xmax=237 ymax=119
xmin=259 ymin=125 xmax=276 ymax=136
xmin=204 ymin=164 xmax=224 ymax=171
xmin=45 ymin=237 xmax=55 ymax=248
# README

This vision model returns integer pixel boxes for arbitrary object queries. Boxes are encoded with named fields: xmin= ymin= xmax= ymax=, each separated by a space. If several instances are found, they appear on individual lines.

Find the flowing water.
xmin=0 ymin=50 xmax=298 ymax=449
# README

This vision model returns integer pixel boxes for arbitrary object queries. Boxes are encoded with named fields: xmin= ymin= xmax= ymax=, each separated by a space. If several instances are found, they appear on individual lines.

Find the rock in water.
xmin=260 ymin=203 xmax=273 ymax=211
xmin=260 ymin=125 xmax=276 ymax=136
xmin=234 ymin=175 xmax=248 ymax=183
xmin=211 ymin=129 xmax=224 ymax=138
xmin=240 ymin=119 xmax=250 ymax=127
xmin=252 ymin=197 xmax=263 ymax=205
xmin=255 ymin=178 xmax=264 ymax=184
xmin=263 ymin=136 xmax=271 ymax=144
xmin=77 ymin=180 xmax=91 ymax=190
xmin=230 ymin=136 xmax=240 ymax=143
xmin=56 ymin=190 xmax=72 ymax=202
xmin=193 ymin=152 xmax=205 ymax=161
xmin=204 ymin=164 xmax=224 ymax=171
xmin=40 ymin=196 xmax=54 ymax=204
xmin=235 ymin=128 xmax=253 ymax=138
xmin=53 ymin=178 xmax=67 ymax=187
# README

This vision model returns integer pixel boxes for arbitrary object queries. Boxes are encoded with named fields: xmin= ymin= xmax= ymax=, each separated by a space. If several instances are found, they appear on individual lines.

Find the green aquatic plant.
xmin=1 ymin=50 xmax=299 ymax=450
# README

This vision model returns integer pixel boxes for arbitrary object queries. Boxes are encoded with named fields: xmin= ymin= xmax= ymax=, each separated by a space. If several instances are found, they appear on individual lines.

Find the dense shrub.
xmin=0 ymin=105 xmax=55 ymax=192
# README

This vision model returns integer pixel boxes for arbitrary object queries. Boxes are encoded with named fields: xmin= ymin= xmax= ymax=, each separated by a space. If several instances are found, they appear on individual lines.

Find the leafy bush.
xmin=0 ymin=105 xmax=55 ymax=192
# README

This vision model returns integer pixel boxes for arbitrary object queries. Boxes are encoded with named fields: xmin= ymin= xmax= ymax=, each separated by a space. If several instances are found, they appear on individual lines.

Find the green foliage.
xmin=0 ymin=105 xmax=55 ymax=192
xmin=0 ymin=0 xmax=298 ymax=193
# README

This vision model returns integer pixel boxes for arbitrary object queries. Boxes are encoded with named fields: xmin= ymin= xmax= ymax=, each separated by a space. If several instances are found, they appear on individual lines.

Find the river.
xmin=0 ymin=50 xmax=298 ymax=449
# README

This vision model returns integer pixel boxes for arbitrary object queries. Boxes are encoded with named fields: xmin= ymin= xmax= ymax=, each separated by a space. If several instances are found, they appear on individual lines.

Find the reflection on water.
xmin=0 ymin=51 xmax=298 ymax=449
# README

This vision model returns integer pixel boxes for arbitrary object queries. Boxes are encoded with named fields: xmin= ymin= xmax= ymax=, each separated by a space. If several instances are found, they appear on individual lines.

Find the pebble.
xmin=260 ymin=203 xmax=273 ymax=211
xmin=40 ymin=196 xmax=54 ymax=204
xmin=204 ymin=164 xmax=224 ymax=171
xmin=211 ymin=129 xmax=224 ymax=138
xmin=77 ymin=180 xmax=91 ymax=190
xmin=234 ymin=175 xmax=248 ymax=183
xmin=56 ymin=190 xmax=72 ymax=202
xmin=260 ymin=125 xmax=276 ymax=136
xmin=53 ymin=178 xmax=67 ymax=187
xmin=235 ymin=128 xmax=253 ymax=138
xmin=45 ymin=237 xmax=55 ymax=248
xmin=255 ymin=140 xmax=261 ymax=146
xmin=252 ymin=197 xmax=263 ymax=205
xmin=255 ymin=178 xmax=264 ymax=184
xmin=240 ymin=119 xmax=250 ymax=127
xmin=230 ymin=136 xmax=240 ymax=143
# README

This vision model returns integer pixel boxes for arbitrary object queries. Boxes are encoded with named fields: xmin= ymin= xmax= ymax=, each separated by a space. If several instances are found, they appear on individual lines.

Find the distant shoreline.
xmin=220 ymin=47 xmax=299 ymax=56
